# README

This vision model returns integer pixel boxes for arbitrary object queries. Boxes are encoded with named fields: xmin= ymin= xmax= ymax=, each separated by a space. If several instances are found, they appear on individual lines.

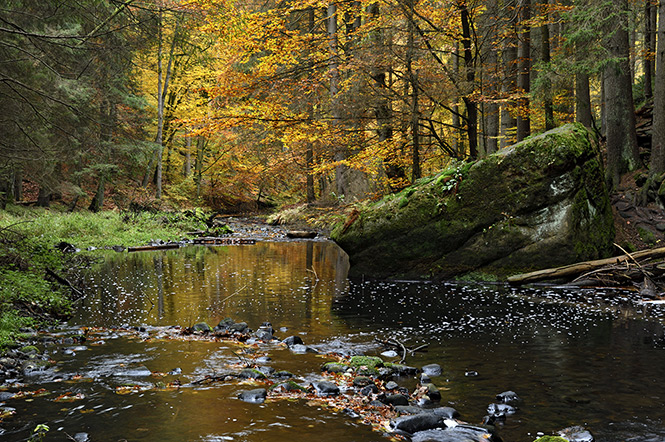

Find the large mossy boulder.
xmin=332 ymin=124 xmax=614 ymax=279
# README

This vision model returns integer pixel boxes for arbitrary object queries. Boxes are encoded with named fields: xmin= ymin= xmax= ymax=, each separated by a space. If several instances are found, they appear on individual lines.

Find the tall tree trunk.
xmin=604 ymin=0 xmax=640 ymax=189
xmin=649 ymin=0 xmax=665 ymax=176
xmin=195 ymin=137 xmax=205 ymax=199
xmin=452 ymin=43 xmax=462 ymax=155
xmin=406 ymin=0 xmax=420 ymax=180
xmin=88 ymin=175 xmax=106 ymax=213
xmin=501 ymin=0 xmax=518 ymax=149
xmin=306 ymin=7 xmax=316 ymax=203
xmin=368 ymin=3 xmax=405 ymax=189
xmin=460 ymin=2 xmax=478 ymax=159
xmin=645 ymin=0 xmax=656 ymax=100
xmin=328 ymin=3 xmax=346 ymax=198
xmin=540 ymin=3 xmax=554 ymax=131
xmin=575 ymin=71 xmax=593 ymax=129
xmin=155 ymin=10 xmax=180 ymax=200
xmin=13 ymin=167 xmax=22 ymax=201
xmin=479 ymin=0 xmax=499 ymax=156
xmin=516 ymin=0 xmax=531 ymax=141
xmin=183 ymin=134 xmax=191 ymax=177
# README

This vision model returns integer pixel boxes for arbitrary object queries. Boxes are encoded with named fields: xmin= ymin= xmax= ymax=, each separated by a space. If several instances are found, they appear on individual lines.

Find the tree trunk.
xmin=155 ymin=9 xmax=180 ymax=200
xmin=183 ymin=135 xmax=191 ymax=177
xmin=368 ymin=3 xmax=405 ymax=189
xmin=306 ymin=7 xmax=316 ymax=203
xmin=460 ymin=3 xmax=478 ymax=159
xmin=649 ymin=0 xmax=665 ymax=176
xmin=644 ymin=0 xmax=656 ymax=100
xmin=452 ymin=44 xmax=462 ymax=155
xmin=88 ymin=174 xmax=106 ymax=212
xmin=516 ymin=0 xmax=531 ymax=141
xmin=481 ymin=0 xmax=499 ymax=156
xmin=328 ymin=3 xmax=346 ymax=198
xmin=195 ymin=136 xmax=205 ymax=199
xmin=603 ymin=0 xmax=640 ymax=189
xmin=540 ymin=7 xmax=554 ymax=131
xmin=575 ymin=71 xmax=593 ymax=129
xmin=13 ymin=167 xmax=22 ymax=201
xmin=406 ymin=0 xmax=420 ymax=180
xmin=501 ymin=0 xmax=518 ymax=149
xmin=37 ymin=186 xmax=51 ymax=208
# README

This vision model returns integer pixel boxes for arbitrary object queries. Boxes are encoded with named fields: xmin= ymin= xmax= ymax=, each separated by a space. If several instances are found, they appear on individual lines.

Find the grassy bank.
xmin=0 ymin=205 xmax=206 ymax=350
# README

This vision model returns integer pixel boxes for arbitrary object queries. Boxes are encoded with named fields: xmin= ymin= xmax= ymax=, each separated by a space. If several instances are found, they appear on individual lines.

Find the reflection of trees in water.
xmin=77 ymin=242 xmax=349 ymax=334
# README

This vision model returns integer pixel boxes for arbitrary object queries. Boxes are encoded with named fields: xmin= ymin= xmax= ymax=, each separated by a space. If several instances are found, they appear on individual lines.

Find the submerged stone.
xmin=332 ymin=124 xmax=614 ymax=279
xmin=238 ymin=388 xmax=267 ymax=403
xmin=422 ymin=363 xmax=442 ymax=377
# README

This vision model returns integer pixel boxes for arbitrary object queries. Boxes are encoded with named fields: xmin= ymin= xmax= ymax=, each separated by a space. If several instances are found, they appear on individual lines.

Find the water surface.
xmin=3 ymin=241 xmax=665 ymax=442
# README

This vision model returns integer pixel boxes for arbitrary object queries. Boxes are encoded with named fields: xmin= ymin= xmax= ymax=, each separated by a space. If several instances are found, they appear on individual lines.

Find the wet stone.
xmin=390 ymin=412 xmax=445 ymax=434
xmin=312 ymin=381 xmax=340 ymax=396
xmin=424 ymin=383 xmax=441 ymax=401
xmin=238 ymin=388 xmax=267 ymax=403
xmin=381 ymin=350 xmax=399 ymax=358
xmin=430 ymin=407 xmax=461 ymax=419
xmin=322 ymin=362 xmax=348 ymax=374
xmin=411 ymin=425 xmax=498 ymax=442
xmin=360 ymin=385 xmax=378 ymax=396
xmin=73 ymin=433 xmax=90 ymax=442
xmin=192 ymin=322 xmax=211 ymax=332
xmin=238 ymin=368 xmax=266 ymax=380
xmin=496 ymin=390 xmax=519 ymax=404
xmin=422 ymin=363 xmax=442 ymax=377
xmin=256 ymin=366 xmax=275 ymax=376
xmin=558 ymin=426 xmax=594 ymax=442
xmin=352 ymin=376 xmax=373 ymax=387
xmin=394 ymin=405 xmax=426 ymax=415
xmin=385 ymin=381 xmax=399 ymax=390
xmin=282 ymin=336 xmax=304 ymax=347
xmin=486 ymin=403 xmax=516 ymax=418
xmin=381 ymin=393 xmax=410 ymax=406
xmin=273 ymin=370 xmax=294 ymax=379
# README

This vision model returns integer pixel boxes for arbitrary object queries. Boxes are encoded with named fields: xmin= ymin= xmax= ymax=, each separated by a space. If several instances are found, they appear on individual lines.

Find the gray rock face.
xmin=410 ymin=425 xmax=498 ymax=442
xmin=332 ymin=124 xmax=614 ymax=279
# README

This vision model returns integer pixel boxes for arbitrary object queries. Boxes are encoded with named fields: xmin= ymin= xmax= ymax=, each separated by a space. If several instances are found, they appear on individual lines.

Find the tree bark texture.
xmin=516 ymin=0 xmax=531 ymax=141
xmin=649 ymin=0 xmax=665 ymax=176
xmin=603 ymin=0 xmax=640 ymax=189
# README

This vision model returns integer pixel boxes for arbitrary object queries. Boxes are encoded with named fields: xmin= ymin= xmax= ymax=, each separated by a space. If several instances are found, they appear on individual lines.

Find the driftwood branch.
xmin=507 ymin=246 xmax=665 ymax=285
xmin=46 ymin=268 xmax=85 ymax=299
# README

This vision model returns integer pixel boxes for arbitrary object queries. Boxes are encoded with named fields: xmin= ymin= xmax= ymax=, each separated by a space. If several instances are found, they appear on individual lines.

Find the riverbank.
xmin=0 ymin=205 xmax=207 ymax=352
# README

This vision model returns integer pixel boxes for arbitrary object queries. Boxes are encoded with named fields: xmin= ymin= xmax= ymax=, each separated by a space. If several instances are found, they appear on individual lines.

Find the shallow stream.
xmin=3 ymin=240 xmax=665 ymax=442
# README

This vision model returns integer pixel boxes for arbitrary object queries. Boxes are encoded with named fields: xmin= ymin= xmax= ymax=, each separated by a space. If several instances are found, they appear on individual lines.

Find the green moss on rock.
xmin=333 ymin=124 xmax=614 ymax=279
xmin=349 ymin=356 xmax=384 ymax=369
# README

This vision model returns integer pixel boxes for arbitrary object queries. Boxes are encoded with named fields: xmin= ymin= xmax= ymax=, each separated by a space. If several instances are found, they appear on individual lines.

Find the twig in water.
xmin=221 ymin=284 xmax=247 ymax=304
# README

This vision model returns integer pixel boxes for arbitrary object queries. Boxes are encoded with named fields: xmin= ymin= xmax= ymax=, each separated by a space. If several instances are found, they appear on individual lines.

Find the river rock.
xmin=390 ymin=413 xmax=446 ymax=434
xmin=322 ymin=362 xmax=348 ymax=373
xmin=421 ymin=383 xmax=441 ymax=402
xmin=422 ymin=364 xmax=442 ymax=377
xmin=558 ymin=426 xmax=594 ymax=442
xmin=486 ymin=403 xmax=516 ymax=418
xmin=430 ymin=407 xmax=461 ymax=419
xmin=410 ymin=425 xmax=498 ymax=442
xmin=192 ymin=322 xmax=211 ymax=333
xmin=273 ymin=370 xmax=294 ymax=378
xmin=238 ymin=388 xmax=267 ymax=403
xmin=360 ymin=384 xmax=378 ymax=395
xmin=311 ymin=381 xmax=340 ymax=396
xmin=352 ymin=376 xmax=373 ymax=387
xmin=332 ymin=124 xmax=614 ymax=279
xmin=496 ymin=390 xmax=519 ymax=404
xmin=385 ymin=381 xmax=399 ymax=390
xmin=381 ymin=393 xmax=410 ymax=406
xmin=282 ymin=336 xmax=304 ymax=347
xmin=238 ymin=368 xmax=266 ymax=380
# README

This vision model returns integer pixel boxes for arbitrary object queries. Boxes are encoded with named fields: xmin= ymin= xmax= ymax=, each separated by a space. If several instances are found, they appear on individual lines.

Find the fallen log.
xmin=507 ymin=246 xmax=665 ymax=285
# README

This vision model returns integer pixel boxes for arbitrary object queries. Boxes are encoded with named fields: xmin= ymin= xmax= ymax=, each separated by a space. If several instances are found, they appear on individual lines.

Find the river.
xmin=2 ymin=240 xmax=665 ymax=442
